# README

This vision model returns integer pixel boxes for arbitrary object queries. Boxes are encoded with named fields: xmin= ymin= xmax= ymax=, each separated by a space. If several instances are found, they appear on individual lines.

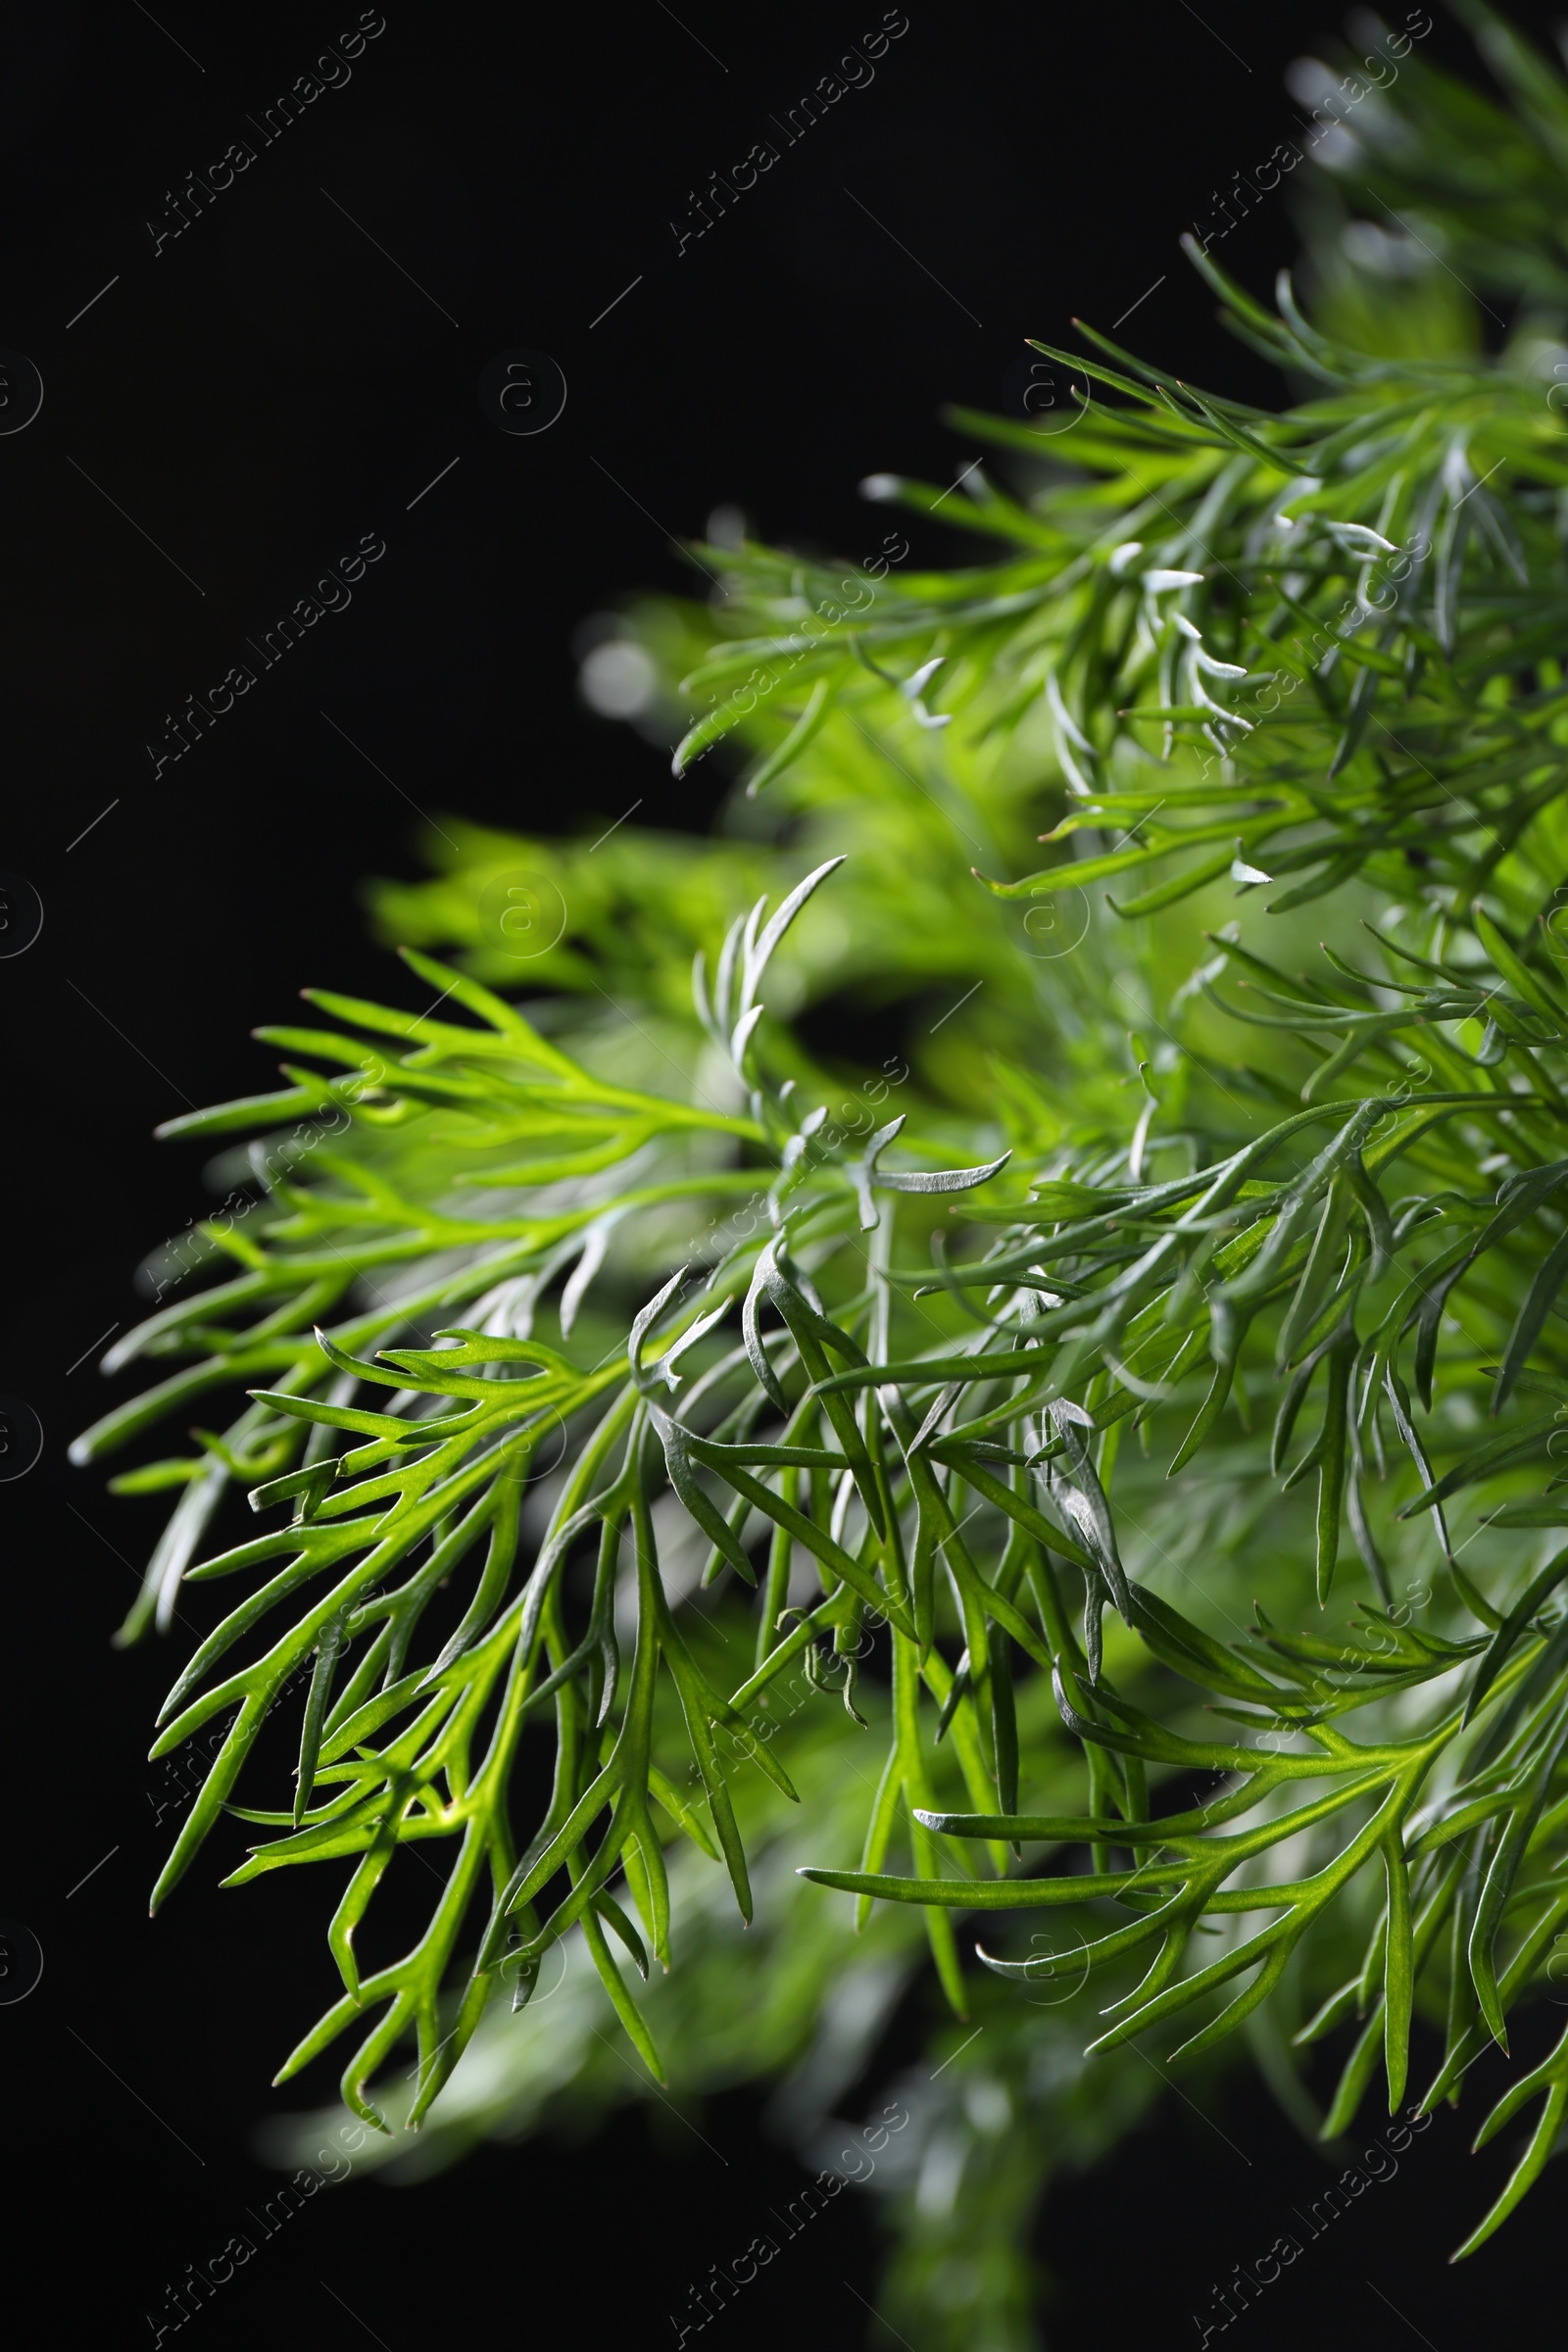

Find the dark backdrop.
xmin=3 ymin=4 xmax=1564 ymax=2344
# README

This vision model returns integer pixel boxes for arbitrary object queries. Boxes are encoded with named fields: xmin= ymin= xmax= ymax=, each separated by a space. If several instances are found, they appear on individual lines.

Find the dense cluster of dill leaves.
xmin=77 ymin=8 xmax=1568 ymax=2339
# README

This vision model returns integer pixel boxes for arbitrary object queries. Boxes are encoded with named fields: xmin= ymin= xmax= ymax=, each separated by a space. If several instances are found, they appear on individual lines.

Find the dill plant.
xmin=80 ymin=7 xmax=1568 ymax=2334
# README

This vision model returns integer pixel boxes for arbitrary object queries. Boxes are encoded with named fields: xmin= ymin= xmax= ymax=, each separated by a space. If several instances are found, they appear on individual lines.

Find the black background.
xmin=3 ymin=3 xmax=1565 ymax=2344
